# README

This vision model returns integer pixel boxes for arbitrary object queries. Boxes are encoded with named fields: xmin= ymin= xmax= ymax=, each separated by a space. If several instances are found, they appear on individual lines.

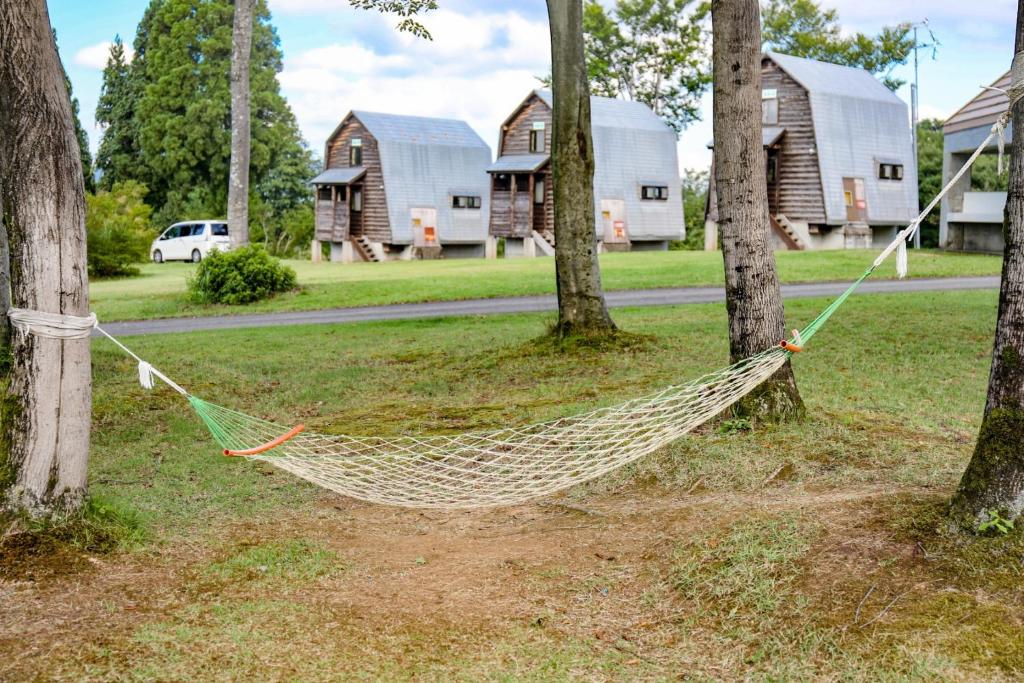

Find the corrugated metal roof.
xmin=943 ymin=72 xmax=1010 ymax=134
xmin=766 ymin=52 xmax=901 ymax=104
xmin=763 ymin=126 xmax=786 ymax=146
xmin=487 ymin=154 xmax=549 ymax=173
xmin=766 ymin=52 xmax=918 ymax=225
xmin=533 ymin=90 xmax=674 ymax=133
xmin=352 ymin=111 xmax=489 ymax=148
xmin=310 ymin=167 xmax=366 ymax=185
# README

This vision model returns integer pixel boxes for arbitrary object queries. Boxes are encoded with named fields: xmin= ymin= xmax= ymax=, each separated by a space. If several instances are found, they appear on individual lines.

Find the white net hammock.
xmin=12 ymin=103 xmax=1011 ymax=510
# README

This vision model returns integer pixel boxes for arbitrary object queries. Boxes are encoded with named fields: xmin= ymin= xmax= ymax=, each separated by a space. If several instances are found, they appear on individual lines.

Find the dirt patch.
xmin=4 ymin=483 xmax=1019 ymax=680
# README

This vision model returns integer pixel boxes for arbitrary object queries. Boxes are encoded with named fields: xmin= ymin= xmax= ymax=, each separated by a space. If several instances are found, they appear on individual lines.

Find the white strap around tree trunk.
xmin=7 ymin=307 xmax=97 ymax=340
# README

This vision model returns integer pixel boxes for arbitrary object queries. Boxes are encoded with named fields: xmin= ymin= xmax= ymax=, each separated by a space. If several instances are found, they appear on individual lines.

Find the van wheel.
xmin=153 ymin=250 xmax=163 ymax=264
xmin=191 ymin=249 xmax=202 ymax=263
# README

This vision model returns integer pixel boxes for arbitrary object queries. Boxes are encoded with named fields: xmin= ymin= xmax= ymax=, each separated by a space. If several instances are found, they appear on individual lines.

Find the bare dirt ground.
xmin=7 ymin=481 xmax=1003 ymax=681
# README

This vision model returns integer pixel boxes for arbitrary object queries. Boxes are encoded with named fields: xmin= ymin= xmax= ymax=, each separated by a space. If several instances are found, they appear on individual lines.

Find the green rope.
xmin=795 ymin=265 xmax=876 ymax=347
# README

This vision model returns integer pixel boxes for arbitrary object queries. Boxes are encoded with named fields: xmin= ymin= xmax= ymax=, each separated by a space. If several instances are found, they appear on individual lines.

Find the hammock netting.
xmin=187 ymin=275 xmax=861 ymax=508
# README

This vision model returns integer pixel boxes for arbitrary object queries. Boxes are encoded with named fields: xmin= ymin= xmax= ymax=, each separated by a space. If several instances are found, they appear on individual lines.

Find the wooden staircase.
xmin=352 ymin=235 xmax=380 ymax=262
xmin=770 ymin=214 xmax=807 ymax=251
xmin=538 ymin=229 xmax=556 ymax=248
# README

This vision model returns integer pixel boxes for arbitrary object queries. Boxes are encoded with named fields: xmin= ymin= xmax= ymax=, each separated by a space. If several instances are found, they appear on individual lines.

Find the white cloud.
xmin=72 ymin=41 xmax=133 ymax=70
xmin=279 ymin=7 xmax=551 ymax=154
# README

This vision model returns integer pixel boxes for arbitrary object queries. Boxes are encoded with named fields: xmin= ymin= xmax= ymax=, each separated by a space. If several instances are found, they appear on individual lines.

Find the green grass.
xmin=88 ymin=248 xmax=1001 ymax=322
xmin=10 ymin=287 xmax=1024 ymax=680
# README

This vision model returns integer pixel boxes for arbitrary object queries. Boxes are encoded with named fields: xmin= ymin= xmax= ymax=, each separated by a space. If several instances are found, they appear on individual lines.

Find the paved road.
xmin=97 ymin=275 xmax=1000 ymax=337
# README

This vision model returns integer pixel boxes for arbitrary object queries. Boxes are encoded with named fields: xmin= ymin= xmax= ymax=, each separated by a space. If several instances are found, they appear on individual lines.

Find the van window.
xmin=178 ymin=225 xmax=193 ymax=237
xmin=161 ymin=226 xmax=180 ymax=240
xmin=192 ymin=224 xmax=206 ymax=237
xmin=212 ymin=223 xmax=228 ymax=236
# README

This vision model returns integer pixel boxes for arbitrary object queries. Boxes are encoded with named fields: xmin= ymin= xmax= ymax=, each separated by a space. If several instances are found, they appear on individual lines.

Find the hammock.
xmin=11 ymin=109 xmax=1010 ymax=510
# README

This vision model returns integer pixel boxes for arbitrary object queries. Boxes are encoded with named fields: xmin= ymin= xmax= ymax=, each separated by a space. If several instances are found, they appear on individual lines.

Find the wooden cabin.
xmin=311 ymin=111 xmax=491 ymax=262
xmin=487 ymin=90 xmax=683 ymax=256
xmin=939 ymin=71 xmax=1011 ymax=253
xmin=706 ymin=53 xmax=918 ymax=250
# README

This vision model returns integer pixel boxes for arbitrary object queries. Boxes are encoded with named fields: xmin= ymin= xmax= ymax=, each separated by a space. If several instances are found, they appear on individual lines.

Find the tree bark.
xmin=711 ymin=0 xmax=803 ymax=421
xmin=546 ymin=0 xmax=617 ymax=337
xmin=227 ymin=0 xmax=254 ymax=248
xmin=0 ymin=0 xmax=91 ymax=516
xmin=949 ymin=4 xmax=1024 ymax=530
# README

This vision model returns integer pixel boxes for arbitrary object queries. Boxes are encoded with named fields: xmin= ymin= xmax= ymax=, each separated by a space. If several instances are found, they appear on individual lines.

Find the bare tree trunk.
xmin=711 ymin=0 xmax=803 ymax=421
xmin=0 ymin=0 xmax=91 ymax=516
xmin=546 ymin=0 xmax=617 ymax=337
xmin=227 ymin=0 xmax=254 ymax=248
xmin=949 ymin=4 xmax=1024 ymax=530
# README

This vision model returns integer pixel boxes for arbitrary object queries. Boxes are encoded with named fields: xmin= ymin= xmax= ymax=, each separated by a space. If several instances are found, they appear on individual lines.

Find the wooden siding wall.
xmin=490 ymin=94 xmax=555 ymax=237
xmin=762 ymin=61 xmax=827 ymax=224
xmin=944 ymin=72 xmax=1010 ymax=134
xmin=326 ymin=118 xmax=391 ymax=242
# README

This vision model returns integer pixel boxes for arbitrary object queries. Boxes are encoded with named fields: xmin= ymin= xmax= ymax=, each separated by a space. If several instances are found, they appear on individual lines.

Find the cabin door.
xmin=512 ymin=174 xmax=532 ymax=236
xmin=600 ymin=199 xmax=629 ymax=244
xmin=410 ymin=207 xmax=438 ymax=247
xmin=842 ymin=177 xmax=867 ymax=222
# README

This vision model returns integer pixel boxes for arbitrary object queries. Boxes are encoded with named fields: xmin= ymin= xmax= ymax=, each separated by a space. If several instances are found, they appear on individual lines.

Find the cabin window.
xmin=530 ymin=128 xmax=545 ymax=153
xmin=452 ymin=195 xmax=481 ymax=209
xmin=493 ymin=174 xmax=511 ymax=191
xmin=514 ymin=174 xmax=530 ymax=192
xmin=766 ymin=155 xmax=778 ymax=184
xmin=351 ymin=188 xmax=363 ymax=212
xmin=317 ymin=186 xmax=332 ymax=201
xmin=641 ymin=185 xmax=669 ymax=201
xmin=349 ymin=138 xmax=363 ymax=166
xmin=762 ymin=88 xmax=778 ymax=125
xmin=878 ymin=163 xmax=904 ymax=180
xmin=534 ymin=179 xmax=545 ymax=204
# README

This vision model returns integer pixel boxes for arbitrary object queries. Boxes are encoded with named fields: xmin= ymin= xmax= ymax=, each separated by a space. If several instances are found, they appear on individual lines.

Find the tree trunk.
xmin=227 ymin=0 xmax=254 ymax=248
xmin=546 ymin=0 xmax=616 ymax=337
xmin=0 ymin=0 xmax=91 ymax=516
xmin=711 ymin=0 xmax=803 ymax=421
xmin=949 ymin=5 xmax=1024 ymax=530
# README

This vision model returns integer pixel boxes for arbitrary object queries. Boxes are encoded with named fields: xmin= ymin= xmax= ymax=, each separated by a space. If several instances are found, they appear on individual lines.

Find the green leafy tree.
xmin=96 ymin=0 xmax=315 ymax=231
xmin=916 ymin=119 xmax=942 ymax=247
xmin=761 ymin=0 xmax=914 ymax=90
xmin=680 ymin=169 xmax=708 ymax=249
xmin=581 ymin=0 xmax=710 ymax=133
xmin=95 ymin=36 xmax=139 ymax=191
xmin=85 ymin=181 xmax=155 ymax=277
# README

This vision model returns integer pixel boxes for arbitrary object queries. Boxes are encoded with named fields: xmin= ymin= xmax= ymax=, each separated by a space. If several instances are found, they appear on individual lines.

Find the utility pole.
xmin=908 ymin=19 xmax=939 ymax=248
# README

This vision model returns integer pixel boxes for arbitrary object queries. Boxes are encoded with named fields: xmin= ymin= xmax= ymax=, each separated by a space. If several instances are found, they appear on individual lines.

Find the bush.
xmin=188 ymin=244 xmax=297 ymax=305
xmin=85 ymin=180 xmax=155 ymax=277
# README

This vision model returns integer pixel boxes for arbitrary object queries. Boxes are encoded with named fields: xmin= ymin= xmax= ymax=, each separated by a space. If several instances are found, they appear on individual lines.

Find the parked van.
xmin=151 ymin=221 xmax=231 ymax=263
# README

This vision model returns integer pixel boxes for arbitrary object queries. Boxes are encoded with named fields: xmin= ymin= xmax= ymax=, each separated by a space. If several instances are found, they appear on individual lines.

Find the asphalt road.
xmin=96 ymin=275 xmax=1000 ymax=337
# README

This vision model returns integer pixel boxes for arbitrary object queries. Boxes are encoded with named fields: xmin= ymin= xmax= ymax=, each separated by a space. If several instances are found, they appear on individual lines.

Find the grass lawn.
xmin=5 ymin=289 xmax=1024 ymax=680
xmin=88 ymin=248 xmax=1002 ymax=322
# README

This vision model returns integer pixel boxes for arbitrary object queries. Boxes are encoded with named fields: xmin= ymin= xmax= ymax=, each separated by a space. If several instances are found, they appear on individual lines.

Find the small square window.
xmin=451 ymin=195 xmax=481 ymax=209
xmin=641 ymin=185 xmax=668 ymax=201
xmin=892 ymin=164 xmax=904 ymax=180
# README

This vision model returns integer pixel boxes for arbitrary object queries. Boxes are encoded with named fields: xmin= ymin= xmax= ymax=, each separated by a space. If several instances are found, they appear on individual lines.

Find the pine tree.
xmin=95 ymin=0 xmax=313 ymax=225
xmin=95 ymin=36 xmax=139 ymax=190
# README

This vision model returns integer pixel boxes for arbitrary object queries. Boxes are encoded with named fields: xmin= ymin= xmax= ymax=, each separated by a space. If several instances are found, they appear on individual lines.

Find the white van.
xmin=151 ymin=220 xmax=231 ymax=263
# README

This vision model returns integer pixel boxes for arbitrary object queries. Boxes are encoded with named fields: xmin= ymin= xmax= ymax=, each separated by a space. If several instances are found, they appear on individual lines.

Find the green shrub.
xmin=85 ymin=180 xmax=155 ymax=277
xmin=188 ymin=244 xmax=297 ymax=305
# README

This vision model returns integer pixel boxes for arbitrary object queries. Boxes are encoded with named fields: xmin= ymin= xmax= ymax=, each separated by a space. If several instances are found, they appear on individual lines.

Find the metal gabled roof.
xmin=350 ymin=110 xmax=489 ymax=148
xmin=310 ymin=167 xmax=366 ymax=185
xmin=487 ymin=154 xmax=550 ymax=173
xmin=765 ymin=52 xmax=901 ymax=104
xmin=532 ymin=89 xmax=673 ymax=133
xmin=944 ymin=71 xmax=1011 ymax=135
xmin=763 ymin=126 xmax=786 ymax=147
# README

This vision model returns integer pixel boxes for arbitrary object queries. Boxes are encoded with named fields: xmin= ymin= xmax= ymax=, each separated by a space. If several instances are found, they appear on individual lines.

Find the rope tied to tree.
xmin=7 ymin=308 xmax=97 ymax=340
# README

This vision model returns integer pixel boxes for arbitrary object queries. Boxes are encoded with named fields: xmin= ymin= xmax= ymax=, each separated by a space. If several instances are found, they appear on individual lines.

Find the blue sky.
xmin=50 ymin=0 xmax=1016 ymax=172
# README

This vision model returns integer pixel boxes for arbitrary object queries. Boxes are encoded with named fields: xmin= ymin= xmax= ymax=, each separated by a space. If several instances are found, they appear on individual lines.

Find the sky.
xmin=50 ymin=0 xmax=1017 ymax=174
